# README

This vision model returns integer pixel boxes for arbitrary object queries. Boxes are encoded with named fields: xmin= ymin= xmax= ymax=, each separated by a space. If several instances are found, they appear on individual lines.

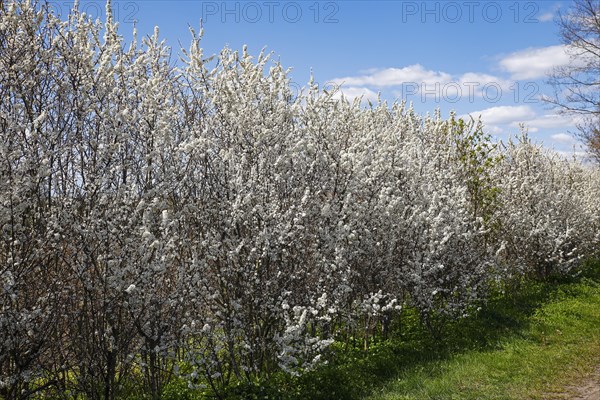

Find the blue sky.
xmin=61 ymin=0 xmax=585 ymax=156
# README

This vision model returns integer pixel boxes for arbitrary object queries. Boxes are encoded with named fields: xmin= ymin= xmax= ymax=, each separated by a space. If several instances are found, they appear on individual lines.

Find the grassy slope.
xmin=365 ymin=267 xmax=600 ymax=399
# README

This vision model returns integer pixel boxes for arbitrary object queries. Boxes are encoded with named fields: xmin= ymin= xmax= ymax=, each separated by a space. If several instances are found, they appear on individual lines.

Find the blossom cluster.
xmin=0 ymin=1 xmax=598 ymax=398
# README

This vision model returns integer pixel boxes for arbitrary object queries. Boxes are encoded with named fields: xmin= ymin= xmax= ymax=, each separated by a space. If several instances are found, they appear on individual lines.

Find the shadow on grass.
xmin=160 ymin=260 xmax=600 ymax=400
xmin=262 ymin=259 xmax=600 ymax=400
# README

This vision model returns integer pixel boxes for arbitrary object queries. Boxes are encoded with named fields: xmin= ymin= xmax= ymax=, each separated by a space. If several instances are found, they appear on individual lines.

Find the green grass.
xmin=364 ymin=266 xmax=600 ymax=399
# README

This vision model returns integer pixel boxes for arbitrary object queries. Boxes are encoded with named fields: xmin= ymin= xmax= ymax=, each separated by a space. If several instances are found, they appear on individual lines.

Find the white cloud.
xmin=463 ymin=107 xmax=579 ymax=136
xmin=538 ymin=3 xmax=562 ymax=22
xmin=538 ymin=12 xmax=554 ymax=22
xmin=551 ymin=133 xmax=577 ymax=143
xmin=484 ymin=125 xmax=505 ymax=135
xmin=554 ymin=149 xmax=588 ymax=162
xmin=514 ymin=113 xmax=579 ymax=130
xmin=332 ymin=64 xmax=452 ymax=88
xmin=463 ymin=105 xmax=537 ymax=126
xmin=332 ymin=86 xmax=379 ymax=103
xmin=499 ymin=45 xmax=570 ymax=80
xmin=458 ymin=72 xmax=511 ymax=90
xmin=333 ymin=66 xmax=514 ymax=103
xmin=456 ymin=72 xmax=512 ymax=99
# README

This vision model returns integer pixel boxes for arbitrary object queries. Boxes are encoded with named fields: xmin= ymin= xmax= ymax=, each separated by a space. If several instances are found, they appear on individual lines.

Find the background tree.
xmin=546 ymin=0 xmax=600 ymax=163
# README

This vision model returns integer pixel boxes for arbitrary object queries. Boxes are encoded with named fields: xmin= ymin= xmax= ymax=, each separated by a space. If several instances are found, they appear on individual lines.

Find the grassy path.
xmin=547 ymin=367 xmax=600 ymax=399
xmin=365 ymin=275 xmax=600 ymax=400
